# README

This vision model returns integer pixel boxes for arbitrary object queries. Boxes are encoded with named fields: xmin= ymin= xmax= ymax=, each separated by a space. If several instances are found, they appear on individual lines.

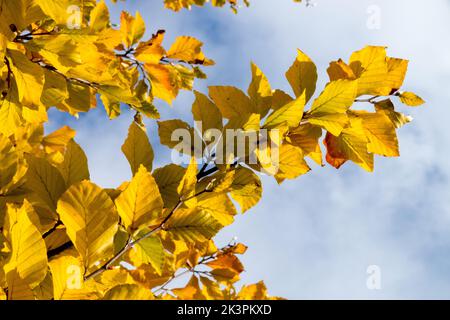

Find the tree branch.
xmin=84 ymin=199 xmax=183 ymax=281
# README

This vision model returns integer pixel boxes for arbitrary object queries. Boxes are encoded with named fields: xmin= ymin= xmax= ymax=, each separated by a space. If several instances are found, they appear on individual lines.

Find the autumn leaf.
xmin=122 ymin=122 xmax=154 ymax=176
xmin=57 ymin=181 xmax=119 ymax=269
xmin=115 ymin=165 xmax=164 ymax=232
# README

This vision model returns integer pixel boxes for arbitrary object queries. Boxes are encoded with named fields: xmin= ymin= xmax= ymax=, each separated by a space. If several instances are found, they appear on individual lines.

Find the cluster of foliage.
xmin=163 ymin=0 xmax=305 ymax=13
xmin=0 ymin=0 xmax=423 ymax=300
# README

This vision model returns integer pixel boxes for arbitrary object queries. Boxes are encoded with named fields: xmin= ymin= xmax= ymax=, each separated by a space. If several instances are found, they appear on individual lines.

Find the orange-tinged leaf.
xmin=324 ymin=120 xmax=373 ymax=172
xmin=237 ymin=281 xmax=269 ymax=300
xmin=327 ymin=59 xmax=356 ymax=81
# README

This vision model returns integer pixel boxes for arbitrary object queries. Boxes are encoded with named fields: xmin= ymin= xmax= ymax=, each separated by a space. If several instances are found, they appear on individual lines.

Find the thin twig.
xmin=84 ymin=200 xmax=183 ymax=281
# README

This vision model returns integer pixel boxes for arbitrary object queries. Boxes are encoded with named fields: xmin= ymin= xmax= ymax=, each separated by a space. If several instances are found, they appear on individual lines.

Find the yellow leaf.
xmin=349 ymin=46 xmax=390 ymax=96
xmin=157 ymin=119 xmax=201 ymax=156
xmin=56 ymin=181 xmax=119 ymax=269
xmin=206 ymin=254 xmax=244 ymax=276
xmin=4 ymin=201 xmax=48 ymax=294
xmin=167 ymin=36 xmax=214 ymax=65
xmin=351 ymin=111 xmax=399 ymax=157
xmin=375 ymin=99 xmax=412 ymax=129
xmin=196 ymin=192 xmax=236 ymax=227
xmin=135 ymin=30 xmax=166 ymax=64
xmin=224 ymin=112 xmax=260 ymax=131
xmin=115 ymin=165 xmax=164 ymax=232
xmin=230 ymin=167 xmax=262 ymax=213
xmin=274 ymin=144 xmax=310 ymax=183
xmin=4 ymin=272 xmax=35 ymax=300
xmin=103 ymin=284 xmax=153 ymax=300
xmin=89 ymin=0 xmax=110 ymax=32
xmin=144 ymin=63 xmax=176 ymax=104
xmin=44 ymin=226 xmax=70 ymax=252
xmin=248 ymin=62 xmax=272 ymax=117
xmin=130 ymin=235 xmax=165 ymax=275
xmin=122 ymin=122 xmax=154 ymax=176
xmin=200 ymin=276 xmax=224 ymax=300
xmin=57 ymin=82 xmax=93 ymax=114
xmin=165 ymin=208 xmax=224 ymax=243
xmin=41 ymin=70 xmax=68 ymax=107
xmin=0 ymin=88 xmax=22 ymax=136
xmin=286 ymin=49 xmax=317 ymax=103
xmin=307 ymin=80 xmax=357 ymax=136
xmin=0 ymin=33 xmax=6 ymax=61
xmin=24 ymin=155 xmax=66 ymax=211
xmin=49 ymin=251 xmax=97 ymax=300
xmin=26 ymin=35 xmax=82 ymax=74
xmin=237 ymin=281 xmax=269 ymax=300
xmin=208 ymin=86 xmax=256 ymax=119
xmin=398 ymin=91 xmax=425 ymax=107
xmin=386 ymin=57 xmax=409 ymax=91
xmin=263 ymin=92 xmax=306 ymax=129
xmin=327 ymin=59 xmax=356 ymax=81
xmin=271 ymin=89 xmax=294 ymax=111
xmin=177 ymin=157 xmax=198 ymax=201
xmin=153 ymin=164 xmax=186 ymax=209
xmin=42 ymin=126 xmax=76 ymax=154
xmin=120 ymin=11 xmax=145 ymax=48
xmin=97 ymin=85 xmax=141 ymax=108
xmin=192 ymin=91 xmax=223 ymax=136
xmin=0 ymin=133 xmax=19 ymax=191
xmin=288 ymin=123 xmax=323 ymax=166
xmin=57 ymin=139 xmax=90 ymax=187
xmin=0 ymin=0 xmax=44 ymax=39
xmin=32 ymin=271 xmax=53 ymax=300
xmin=172 ymin=275 xmax=206 ymax=300
xmin=7 ymin=49 xmax=44 ymax=107
xmin=34 ymin=0 xmax=73 ymax=26
xmin=324 ymin=119 xmax=373 ymax=172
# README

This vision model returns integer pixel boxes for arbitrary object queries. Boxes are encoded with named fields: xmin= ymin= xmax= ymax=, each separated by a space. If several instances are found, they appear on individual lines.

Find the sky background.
xmin=47 ymin=0 xmax=450 ymax=299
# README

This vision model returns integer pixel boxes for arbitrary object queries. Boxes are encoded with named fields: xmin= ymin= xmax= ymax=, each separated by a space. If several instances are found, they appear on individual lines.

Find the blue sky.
xmin=47 ymin=0 xmax=450 ymax=299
